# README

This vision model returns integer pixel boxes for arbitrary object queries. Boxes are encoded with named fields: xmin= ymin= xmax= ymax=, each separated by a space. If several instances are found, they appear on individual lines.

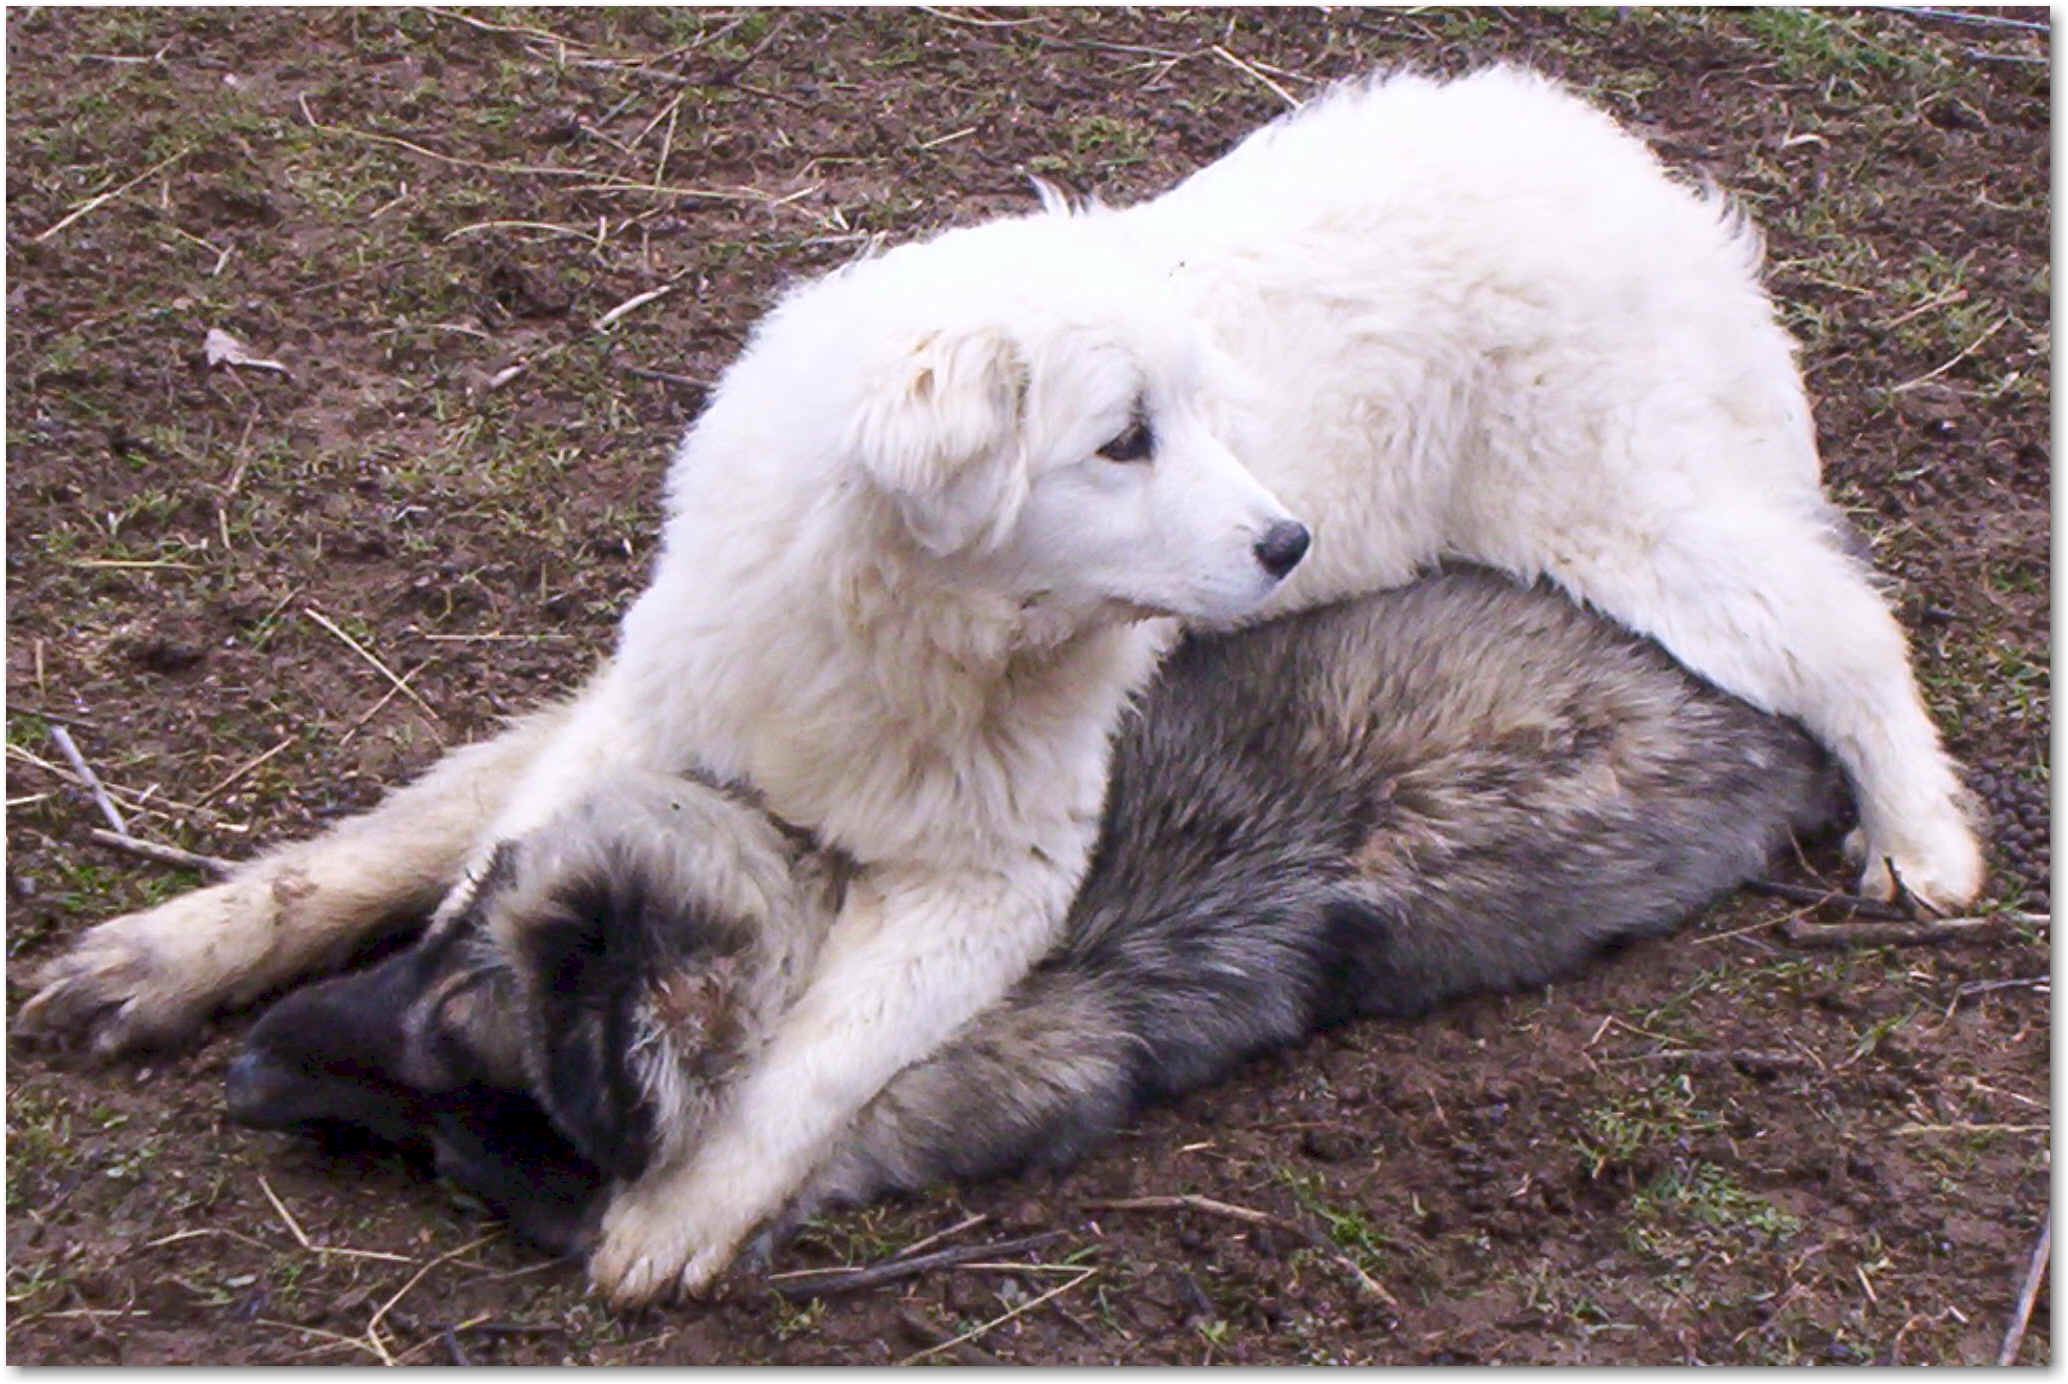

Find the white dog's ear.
xmin=851 ymin=328 xmax=1030 ymax=556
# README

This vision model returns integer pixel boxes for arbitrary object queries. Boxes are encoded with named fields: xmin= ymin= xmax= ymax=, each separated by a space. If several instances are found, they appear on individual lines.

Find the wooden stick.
xmin=422 ymin=5 xmax=595 ymax=48
xmin=623 ymin=365 xmax=711 ymax=391
xmin=1783 ymin=913 xmax=2047 ymax=949
xmin=888 ymin=1212 xmax=989 ymax=1262
xmin=1890 ymin=313 xmax=2010 ymax=394
xmin=87 ymin=828 xmax=233 ymax=879
xmin=303 ymin=607 xmax=444 ymax=731
xmin=1211 ymin=43 xmax=1299 ymax=107
xmin=1083 ymin=1195 xmax=1401 ymax=1308
xmin=1601 ymin=1048 xmax=1816 ymax=1074
xmin=1998 ymin=1213 xmax=2051 ymax=1366
xmin=592 ymin=281 xmax=677 ymax=332
xmin=48 ymin=725 xmax=127 ymax=834
xmin=1083 ymin=1193 xmax=1298 ymax=1231
xmin=1888 ymin=5 xmax=2050 ymax=32
xmin=365 ymin=1232 xmax=502 ymax=1362
xmin=6 ymin=742 xmax=232 ymax=827
xmin=766 ymin=1230 xmax=1064 ymax=1300
xmin=1744 ymin=878 xmax=1914 ymax=921
xmin=896 ymin=1266 xmax=1098 ymax=1366
xmin=312 ymin=119 xmax=776 ymax=204
xmin=8 ymin=704 xmax=105 ymax=732
xmin=196 ymin=736 xmax=296 ymax=806
xmin=32 ymin=144 xmax=193 ymax=242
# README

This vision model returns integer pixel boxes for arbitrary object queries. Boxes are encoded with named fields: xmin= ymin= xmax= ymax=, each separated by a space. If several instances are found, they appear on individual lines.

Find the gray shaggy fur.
xmin=229 ymin=567 xmax=1839 ymax=1256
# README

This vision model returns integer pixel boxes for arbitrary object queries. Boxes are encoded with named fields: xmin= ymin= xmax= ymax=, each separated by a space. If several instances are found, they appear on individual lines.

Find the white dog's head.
xmin=817 ymin=218 xmax=1308 ymax=626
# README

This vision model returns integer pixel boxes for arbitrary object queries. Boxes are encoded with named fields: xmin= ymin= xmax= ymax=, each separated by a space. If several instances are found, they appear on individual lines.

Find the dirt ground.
xmin=4 ymin=6 xmax=2049 ymax=1366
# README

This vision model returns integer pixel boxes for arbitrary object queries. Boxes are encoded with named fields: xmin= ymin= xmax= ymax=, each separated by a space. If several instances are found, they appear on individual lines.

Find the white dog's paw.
xmin=1847 ymin=811 xmax=1987 ymax=915
xmin=1841 ymin=824 xmax=1870 ymax=870
xmin=15 ymin=907 xmax=223 ymax=1058
xmin=588 ymin=1186 xmax=751 ymax=1308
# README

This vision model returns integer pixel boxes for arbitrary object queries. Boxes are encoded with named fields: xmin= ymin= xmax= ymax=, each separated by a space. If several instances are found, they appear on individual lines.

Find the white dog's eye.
xmin=1097 ymin=420 xmax=1154 ymax=463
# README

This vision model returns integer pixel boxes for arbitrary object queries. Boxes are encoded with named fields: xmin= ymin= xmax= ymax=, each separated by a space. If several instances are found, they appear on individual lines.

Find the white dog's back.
xmin=1101 ymin=68 xmax=1816 ymax=607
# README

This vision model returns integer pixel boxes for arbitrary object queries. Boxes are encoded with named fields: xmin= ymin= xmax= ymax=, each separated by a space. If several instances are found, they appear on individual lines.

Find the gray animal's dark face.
xmin=226 ymin=915 xmax=522 ymax=1138
xmin=224 ymin=800 xmax=805 ymax=1257
xmin=225 ymin=875 xmax=612 ymax=1257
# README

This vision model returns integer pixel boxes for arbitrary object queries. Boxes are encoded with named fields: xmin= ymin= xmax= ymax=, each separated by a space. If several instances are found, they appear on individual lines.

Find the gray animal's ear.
xmin=849 ymin=328 xmax=1031 ymax=556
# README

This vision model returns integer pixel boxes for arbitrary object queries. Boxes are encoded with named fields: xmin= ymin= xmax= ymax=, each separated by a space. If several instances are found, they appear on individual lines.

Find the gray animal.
xmin=228 ymin=567 xmax=1841 ymax=1260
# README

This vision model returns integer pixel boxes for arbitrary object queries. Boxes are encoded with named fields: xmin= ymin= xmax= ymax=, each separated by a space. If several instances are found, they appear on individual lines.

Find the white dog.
xmin=20 ymin=67 xmax=1982 ymax=1305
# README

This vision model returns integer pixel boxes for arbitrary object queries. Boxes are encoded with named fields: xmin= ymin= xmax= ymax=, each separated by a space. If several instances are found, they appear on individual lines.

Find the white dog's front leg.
xmin=587 ymin=859 xmax=1078 ymax=1306
xmin=16 ymin=705 xmax=570 ymax=1057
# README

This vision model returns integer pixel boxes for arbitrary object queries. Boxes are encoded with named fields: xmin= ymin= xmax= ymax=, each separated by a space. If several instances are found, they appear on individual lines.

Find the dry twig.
xmin=48 ymin=725 xmax=126 ymax=834
xmin=256 ymin=1176 xmax=418 ymax=1265
xmin=624 ymin=365 xmax=711 ymax=391
xmin=308 ymin=112 xmax=774 ymax=206
xmin=1602 ymin=1048 xmax=1817 ymax=1074
xmin=87 ymin=828 xmax=233 ymax=879
xmin=896 ymin=1266 xmax=1099 ymax=1365
xmin=1744 ymin=878 xmax=1914 ymax=921
xmin=1783 ymin=912 xmax=2047 ymax=949
xmin=593 ymin=281 xmax=679 ymax=331
xmin=7 ymin=742 xmax=231 ymax=828
xmin=252 ymin=1319 xmax=387 ymax=1363
xmin=197 ymin=736 xmax=296 ymax=806
xmin=365 ymin=1232 xmax=503 ymax=1365
xmin=304 ymin=607 xmax=444 ymax=733
xmin=1211 ymin=43 xmax=1300 ymax=107
xmin=1889 ymin=313 xmax=2011 ymax=393
xmin=33 ymin=144 xmax=193 ymax=243
xmin=767 ymin=1230 xmax=1065 ymax=1300
xmin=8 ymin=704 xmax=105 ymax=732
xmin=423 ymin=6 xmax=594 ymax=48
xmin=890 ymin=1212 xmax=990 ymax=1261
xmin=1998 ymin=1213 xmax=2051 ymax=1365
xmin=1084 ymin=1194 xmax=1401 ymax=1308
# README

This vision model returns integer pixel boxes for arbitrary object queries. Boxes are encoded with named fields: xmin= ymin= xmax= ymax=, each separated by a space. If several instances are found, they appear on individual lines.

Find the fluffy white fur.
xmin=21 ymin=66 xmax=1983 ymax=1306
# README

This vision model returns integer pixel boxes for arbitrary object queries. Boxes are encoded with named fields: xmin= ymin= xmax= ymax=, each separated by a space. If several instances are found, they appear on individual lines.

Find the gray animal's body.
xmin=230 ymin=568 xmax=1840 ymax=1256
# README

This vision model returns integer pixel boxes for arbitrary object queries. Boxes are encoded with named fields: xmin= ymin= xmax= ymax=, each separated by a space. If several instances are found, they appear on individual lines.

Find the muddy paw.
xmin=1849 ymin=819 xmax=1987 ymax=915
xmin=15 ymin=925 xmax=210 ymax=1058
xmin=589 ymin=1185 xmax=753 ymax=1308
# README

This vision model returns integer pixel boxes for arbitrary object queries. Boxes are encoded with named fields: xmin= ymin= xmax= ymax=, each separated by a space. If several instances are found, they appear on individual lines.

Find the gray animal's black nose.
xmin=224 ymin=1048 xmax=302 ymax=1129
xmin=1253 ymin=520 xmax=1310 ymax=579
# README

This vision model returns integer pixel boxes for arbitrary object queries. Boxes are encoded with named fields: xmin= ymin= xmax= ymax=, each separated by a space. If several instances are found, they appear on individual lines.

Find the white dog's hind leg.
xmin=15 ymin=705 xmax=570 ymax=1058
xmin=586 ymin=860 xmax=1079 ymax=1305
xmin=1542 ymin=506 xmax=1984 ymax=911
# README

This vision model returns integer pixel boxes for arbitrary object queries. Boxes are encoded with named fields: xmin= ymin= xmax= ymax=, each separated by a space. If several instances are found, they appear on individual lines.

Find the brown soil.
xmin=5 ymin=7 xmax=2048 ymax=1366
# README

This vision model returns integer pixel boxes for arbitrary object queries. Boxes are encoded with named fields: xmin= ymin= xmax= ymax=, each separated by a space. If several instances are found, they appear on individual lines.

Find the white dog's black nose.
xmin=1253 ymin=520 xmax=1311 ymax=579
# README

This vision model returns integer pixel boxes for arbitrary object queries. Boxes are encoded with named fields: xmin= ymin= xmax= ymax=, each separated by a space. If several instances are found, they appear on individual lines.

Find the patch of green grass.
xmin=791 ymin=1203 xmax=906 ymax=1268
xmin=1632 ymin=1162 xmax=1802 ymax=1249
xmin=1844 ymin=1004 xmax=1920 ymax=1065
xmin=1065 ymin=114 xmax=1152 ymax=169
xmin=1576 ymin=1074 xmax=1723 ymax=1180
xmin=1735 ymin=9 xmax=1942 ymax=88
xmin=1282 ymin=1167 xmax=1392 ymax=1279
xmin=1642 ymin=954 xmax=1849 ymax=1033
xmin=769 ymin=1294 xmax=826 ymax=1342
xmin=6 ymin=1086 xmax=75 ymax=1197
